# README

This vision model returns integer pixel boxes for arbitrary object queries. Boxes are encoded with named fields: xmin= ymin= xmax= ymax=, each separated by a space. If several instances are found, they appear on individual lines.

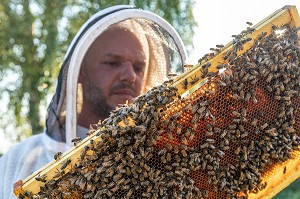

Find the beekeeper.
xmin=0 ymin=5 xmax=187 ymax=198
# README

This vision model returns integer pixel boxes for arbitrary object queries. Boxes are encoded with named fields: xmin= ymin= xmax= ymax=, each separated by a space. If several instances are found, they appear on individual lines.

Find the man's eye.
xmin=134 ymin=65 xmax=145 ymax=74
xmin=103 ymin=61 xmax=121 ymax=67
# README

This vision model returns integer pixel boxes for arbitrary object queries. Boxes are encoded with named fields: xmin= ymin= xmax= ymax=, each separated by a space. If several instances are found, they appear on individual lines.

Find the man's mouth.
xmin=112 ymin=89 xmax=135 ymax=96
xmin=111 ymin=89 xmax=136 ymax=102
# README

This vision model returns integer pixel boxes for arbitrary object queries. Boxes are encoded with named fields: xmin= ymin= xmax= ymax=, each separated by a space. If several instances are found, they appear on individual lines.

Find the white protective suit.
xmin=0 ymin=5 xmax=187 ymax=198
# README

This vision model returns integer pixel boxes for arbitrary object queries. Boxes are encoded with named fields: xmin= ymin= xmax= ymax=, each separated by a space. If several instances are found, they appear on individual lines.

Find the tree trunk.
xmin=28 ymin=91 xmax=43 ymax=135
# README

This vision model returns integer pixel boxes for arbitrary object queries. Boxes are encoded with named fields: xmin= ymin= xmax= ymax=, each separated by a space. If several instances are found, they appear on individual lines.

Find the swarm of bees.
xmin=19 ymin=23 xmax=300 ymax=199
xmin=198 ymin=22 xmax=255 ymax=66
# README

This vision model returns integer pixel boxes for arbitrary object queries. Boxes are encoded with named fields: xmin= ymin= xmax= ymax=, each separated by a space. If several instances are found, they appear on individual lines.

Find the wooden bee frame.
xmin=14 ymin=5 xmax=300 ymax=199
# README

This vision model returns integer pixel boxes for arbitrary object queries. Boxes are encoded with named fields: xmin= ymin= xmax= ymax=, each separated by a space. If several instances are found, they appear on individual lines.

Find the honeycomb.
xmin=16 ymin=16 xmax=300 ymax=199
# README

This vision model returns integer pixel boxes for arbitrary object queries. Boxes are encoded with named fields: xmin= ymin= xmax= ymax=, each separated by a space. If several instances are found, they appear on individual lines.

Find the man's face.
xmin=78 ymin=27 xmax=146 ymax=125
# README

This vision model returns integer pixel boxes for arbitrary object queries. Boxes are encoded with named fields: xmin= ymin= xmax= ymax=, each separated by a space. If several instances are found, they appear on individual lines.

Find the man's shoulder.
xmin=0 ymin=133 xmax=48 ymax=199
xmin=1 ymin=133 xmax=44 ymax=159
xmin=12 ymin=133 xmax=44 ymax=148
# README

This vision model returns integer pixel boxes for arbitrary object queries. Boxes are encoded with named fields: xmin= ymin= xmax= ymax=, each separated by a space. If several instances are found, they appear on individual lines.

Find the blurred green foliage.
xmin=274 ymin=178 xmax=300 ymax=199
xmin=0 ymin=0 xmax=196 ymax=144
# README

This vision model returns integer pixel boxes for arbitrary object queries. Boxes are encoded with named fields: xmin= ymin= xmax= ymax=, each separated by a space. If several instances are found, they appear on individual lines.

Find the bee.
xmin=23 ymin=191 xmax=35 ymax=199
xmin=215 ymin=79 xmax=226 ymax=86
xmin=216 ymin=63 xmax=227 ymax=69
xmin=172 ymin=154 xmax=180 ymax=163
xmin=123 ymin=117 xmax=129 ymax=125
xmin=60 ymin=159 xmax=71 ymax=170
xmin=206 ymin=123 xmax=213 ymax=131
xmin=125 ymin=189 xmax=134 ymax=198
xmin=164 ymin=130 xmax=173 ymax=140
xmin=181 ymin=137 xmax=189 ymax=145
xmin=266 ymin=73 xmax=274 ymax=82
xmin=258 ymin=31 xmax=268 ymax=40
xmin=80 ymin=145 xmax=89 ymax=160
xmin=236 ymin=129 xmax=241 ymax=137
xmin=181 ymin=78 xmax=188 ymax=89
xmin=160 ymin=154 xmax=168 ymax=164
xmin=241 ymin=73 xmax=250 ymax=82
xmin=260 ymin=123 xmax=268 ymax=130
xmin=239 ymin=90 xmax=245 ymax=99
xmin=231 ymin=110 xmax=241 ymax=117
xmin=133 ymin=134 xmax=146 ymax=149
xmin=228 ymin=124 xmax=237 ymax=130
xmin=266 ymin=85 xmax=273 ymax=92
xmin=158 ymin=148 xmax=168 ymax=156
xmin=181 ymin=149 xmax=187 ymax=157
xmin=122 ymin=184 xmax=130 ymax=190
xmin=201 ymin=67 xmax=209 ymax=78
xmin=143 ymin=163 xmax=150 ymax=172
xmin=206 ymin=131 xmax=214 ymax=136
xmin=71 ymin=137 xmax=82 ymax=146
xmin=184 ymin=64 xmax=193 ymax=71
xmin=176 ymin=125 xmax=183 ymax=135
xmin=245 ymin=92 xmax=251 ymax=102
xmin=266 ymin=128 xmax=278 ymax=136
xmin=282 ymin=96 xmax=291 ymax=101
xmin=210 ymin=47 xmax=221 ymax=53
xmin=18 ymin=193 xmax=26 ymax=199
xmin=165 ymin=152 xmax=172 ymax=162
xmin=206 ymin=138 xmax=215 ymax=143
xmin=250 ymin=78 xmax=258 ymax=85
xmin=243 ymin=146 xmax=248 ymax=161
xmin=190 ymin=75 xmax=200 ymax=85
xmin=224 ymin=138 xmax=230 ymax=146
xmin=202 ymin=61 xmax=212 ymax=68
xmin=246 ymin=27 xmax=255 ymax=33
xmin=206 ymin=71 xmax=219 ymax=78
xmin=234 ymin=146 xmax=242 ymax=157
xmin=249 ymin=140 xmax=255 ymax=150
xmin=102 ymin=160 xmax=114 ymax=167
xmin=232 ymin=93 xmax=240 ymax=100
xmin=103 ymin=154 xmax=113 ymax=162
xmin=245 ymin=170 xmax=252 ymax=179
xmin=198 ymin=54 xmax=209 ymax=64
xmin=54 ymin=151 xmax=62 ymax=160
xmin=90 ymin=139 xmax=95 ymax=148
xmin=217 ymin=150 xmax=225 ymax=157
xmin=113 ymin=173 xmax=122 ymax=183
xmin=142 ymin=193 xmax=151 ymax=197
xmin=35 ymin=174 xmax=47 ymax=183
xmin=172 ymin=162 xmax=180 ymax=167
xmin=246 ymin=21 xmax=253 ymax=26
xmin=145 ymin=184 xmax=153 ymax=193
xmin=168 ymin=73 xmax=178 ymax=78
xmin=53 ymin=169 xmax=65 ymax=178
xmin=251 ymin=118 xmax=258 ymax=126
xmin=241 ymin=131 xmax=249 ymax=138
xmin=220 ymin=130 xmax=228 ymax=138
xmin=239 ymin=125 xmax=245 ymax=132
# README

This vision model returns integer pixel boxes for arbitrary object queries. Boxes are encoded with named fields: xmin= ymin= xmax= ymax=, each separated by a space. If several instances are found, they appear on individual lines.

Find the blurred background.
xmin=0 ymin=0 xmax=300 ymax=198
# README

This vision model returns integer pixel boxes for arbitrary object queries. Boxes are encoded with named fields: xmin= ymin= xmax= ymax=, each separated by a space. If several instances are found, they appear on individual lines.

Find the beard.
xmin=82 ymin=77 xmax=114 ymax=120
xmin=80 ymin=64 xmax=140 ymax=120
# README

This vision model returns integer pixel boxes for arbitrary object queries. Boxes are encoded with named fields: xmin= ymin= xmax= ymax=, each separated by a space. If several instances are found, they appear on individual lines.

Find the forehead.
xmin=87 ymin=26 xmax=146 ymax=58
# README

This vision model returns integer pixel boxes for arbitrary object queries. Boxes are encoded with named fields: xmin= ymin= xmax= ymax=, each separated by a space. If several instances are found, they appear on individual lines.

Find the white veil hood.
xmin=45 ymin=5 xmax=187 ymax=148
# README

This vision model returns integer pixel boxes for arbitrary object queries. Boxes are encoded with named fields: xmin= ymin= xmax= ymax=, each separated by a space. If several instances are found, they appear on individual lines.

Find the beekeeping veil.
xmin=45 ymin=5 xmax=187 ymax=149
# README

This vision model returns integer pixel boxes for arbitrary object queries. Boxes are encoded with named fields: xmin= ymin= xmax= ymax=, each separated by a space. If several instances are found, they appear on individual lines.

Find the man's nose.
xmin=119 ymin=61 xmax=137 ymax=83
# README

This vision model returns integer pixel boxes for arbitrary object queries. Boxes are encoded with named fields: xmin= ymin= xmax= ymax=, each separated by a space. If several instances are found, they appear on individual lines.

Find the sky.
xmin=1 ymin=1 xmax=300 ymax=154
xmin=189 ymin=1 xmax=300 ymax=64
